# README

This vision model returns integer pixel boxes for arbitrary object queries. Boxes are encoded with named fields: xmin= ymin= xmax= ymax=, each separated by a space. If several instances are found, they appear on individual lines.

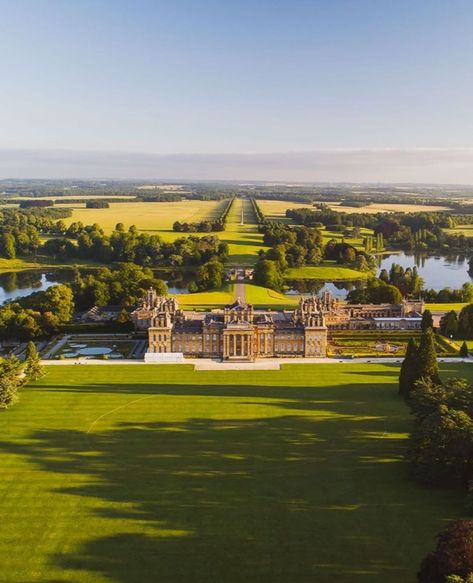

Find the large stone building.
xmin=132 ymin=289 xmax=423 ymax=362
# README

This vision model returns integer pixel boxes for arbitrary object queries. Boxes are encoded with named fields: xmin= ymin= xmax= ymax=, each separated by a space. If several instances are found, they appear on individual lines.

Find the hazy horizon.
xmin=2 ymin=148 xmax=473 ymax=185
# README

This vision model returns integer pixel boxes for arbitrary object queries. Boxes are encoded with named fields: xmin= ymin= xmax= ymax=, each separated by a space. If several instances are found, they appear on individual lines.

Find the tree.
xmin=253 ymin=259 xmax=284 ymax=292
xmin=44 ymin=285 xmax=74 ymax=323
xmin=0 ymin=232 xmax=16 ymax=259
xmin=399 ymin=338 xmax=419 ymax=397
xmin=418 ymin=520 xmax=473 ymax=583
xmin=441 ymin=310 xmax=459 ymax=338
xmin=0 ymin=356 xmax=23 ymax=408
xmin=24 ymin=341 xmax=43 ymax=381
xmin=196 ymin=259 xmax=224 ymax=291
xmin=461 ymin=342 xmax=470 ymax=358
xmin=421 ymin=309 xmax=434 ymax=331
xmin=459 ymin=304 xmax=473 ymax=339
xmin=409 ymin=405 xmax=473 ymax=485
xmin=417 ymin=327 xmax=440 ymax=385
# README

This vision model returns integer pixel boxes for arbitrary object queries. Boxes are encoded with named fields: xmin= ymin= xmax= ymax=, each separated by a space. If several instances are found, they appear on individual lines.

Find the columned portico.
xmin=223 ymin=330 xmax=254 ymax=361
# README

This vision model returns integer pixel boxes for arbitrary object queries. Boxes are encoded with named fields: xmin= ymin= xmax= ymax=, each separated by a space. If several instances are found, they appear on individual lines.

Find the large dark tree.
xmin=461 ymin=342 xmax=470 ymax=358
xmin=421 ymin=309 xmax=434 ymax=331
xmin=418 ymin=520 xmax=473 ymax=583
xmin=417 ymin=327 xmax=440 ymax=385
xmin=441 ymin=310 xmax=459 ymax=338
xmin=399 ymin=337 xmax=419 ymax=398
xmin=459 ymin=304 xmax=473 ymax=339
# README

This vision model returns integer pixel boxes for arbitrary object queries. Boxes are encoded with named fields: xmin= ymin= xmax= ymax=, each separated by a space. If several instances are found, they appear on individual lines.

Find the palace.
xmin=132 ymin=289 xmax=423 ymax=362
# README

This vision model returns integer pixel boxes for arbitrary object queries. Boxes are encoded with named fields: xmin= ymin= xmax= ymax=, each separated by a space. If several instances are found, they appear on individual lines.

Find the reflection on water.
xmin=287 ymin=252 xmax=473 ymax=297
xmin=378 ymin=252 xmax=472 ymax=290
xmin=0 ymin=270 xmax=75 ymax=304
xmin=285 ymin=280 xmax=366 ymax=299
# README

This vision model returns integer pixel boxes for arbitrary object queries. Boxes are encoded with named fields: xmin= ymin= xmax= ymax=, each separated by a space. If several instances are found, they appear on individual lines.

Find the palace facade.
xmin=132 ymin=289 xmax=423 ymax=362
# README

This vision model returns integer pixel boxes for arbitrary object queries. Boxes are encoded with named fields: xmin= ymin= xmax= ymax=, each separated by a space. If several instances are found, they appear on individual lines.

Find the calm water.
xmin=287 ymin=252 xmax=473 ymax=298
xmin=0 ymin=270 xmax=75 ymax=304
xmin=378 ymin=252 xmax=472 ymax=290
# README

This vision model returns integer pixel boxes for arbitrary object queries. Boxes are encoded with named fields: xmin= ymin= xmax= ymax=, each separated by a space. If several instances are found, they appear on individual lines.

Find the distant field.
xmin=62 ymin=200 xmax=227 ymax=240
xmin=444 ymin=225 xmax=473 ymax=237
xmin=425 ymin=302 xmax=468 ymax=312
xmin=61 ymin=198 xmax=267 ymax=266
xmin=328 ymin=202 xmax=452 ymax=214
xmin=257 ymin=199 xmax=314 ymax=222
xmin=0 ymin=363 xmax=468 ymax=582
xmin=286 ymin=262 xmax=370 ymax=281
xmin=256 ymin=198 xmax=450 ymax=220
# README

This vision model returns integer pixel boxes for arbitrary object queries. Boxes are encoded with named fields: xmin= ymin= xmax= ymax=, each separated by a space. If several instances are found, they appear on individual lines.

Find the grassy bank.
xmin=286 ymin=261 xmax=369 ymax=281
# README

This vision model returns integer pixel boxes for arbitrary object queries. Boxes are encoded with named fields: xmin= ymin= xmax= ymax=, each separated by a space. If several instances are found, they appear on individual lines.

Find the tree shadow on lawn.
xmin=1 ymin=379 xmax=461 ymax=583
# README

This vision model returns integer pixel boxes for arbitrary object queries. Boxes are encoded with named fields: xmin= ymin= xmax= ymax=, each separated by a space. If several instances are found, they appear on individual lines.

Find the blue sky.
xmin=1 ymin=1 xmax=473 ymax=180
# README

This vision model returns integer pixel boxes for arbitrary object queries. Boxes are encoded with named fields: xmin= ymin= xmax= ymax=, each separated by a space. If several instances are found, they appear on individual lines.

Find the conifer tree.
xmin=24 ymin=341 xmax=43 ymax=381
xmin=460 ymin=341 xmax=469 ymax=358
xmin=421 ymin=309 xmax=434 ymax=332
xmin=399 ymin=337 xmax=419 ymax=397
xmin=417 ymin=328 xmax=440 ymax=385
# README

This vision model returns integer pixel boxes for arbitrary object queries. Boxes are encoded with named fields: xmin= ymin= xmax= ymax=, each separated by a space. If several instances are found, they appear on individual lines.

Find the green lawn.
xmin=175 ymin=285 xmax=235 ymax=309
xmin=0 ymin=363 xmax=469 ymax=583
xmin=286 ymin=262 xmax=370 ymax=281
xmin=222 ymin=197 xmax=268 ymax=266
xmin=243 ymin=283 xmax=299 ymax=309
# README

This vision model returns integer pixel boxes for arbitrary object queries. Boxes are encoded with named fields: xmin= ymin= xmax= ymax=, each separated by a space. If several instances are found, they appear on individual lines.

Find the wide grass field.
xmin=62 ymin=200 xmax=227 ymax=241
xmin=0 ymin=363 xmax=470 ymax=583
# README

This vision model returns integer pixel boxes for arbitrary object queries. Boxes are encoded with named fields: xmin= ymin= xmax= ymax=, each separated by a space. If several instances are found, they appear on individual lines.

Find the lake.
xmin=287 ymin=252 xmax=473 ymax=299
xmin=0 ymin=270 xmax=75 ymax=304
xmin=2 ymin=253 xmax=472 ymax=305
xmin=378 ymin=252 xmax=472 ymax=290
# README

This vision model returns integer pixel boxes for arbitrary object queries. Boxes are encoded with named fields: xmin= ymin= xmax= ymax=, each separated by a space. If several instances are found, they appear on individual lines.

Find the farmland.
xmin=255 ymin=198 xmax=450 ymax=219
xmin=62 ymin=200 xmax=227 ymax=240
xmin=0 ymin=362 xmax=469 ymax=583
